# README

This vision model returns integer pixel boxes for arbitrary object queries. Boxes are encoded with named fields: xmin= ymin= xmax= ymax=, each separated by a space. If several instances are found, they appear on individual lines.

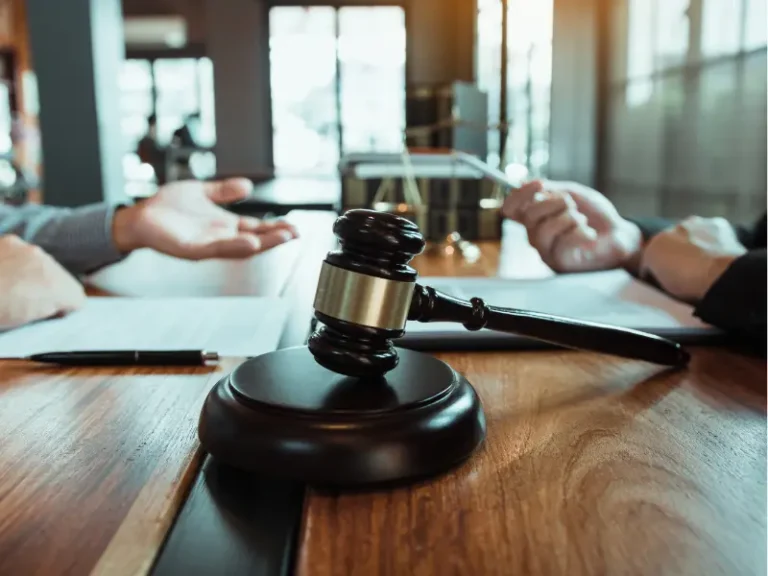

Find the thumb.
xmin=204 ymin=178 xmax=254 ymax=205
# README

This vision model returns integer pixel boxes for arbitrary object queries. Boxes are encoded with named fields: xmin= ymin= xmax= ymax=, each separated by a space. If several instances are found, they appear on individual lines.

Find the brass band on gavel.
xmin=313 ymin=262 xmax=415 ymax=331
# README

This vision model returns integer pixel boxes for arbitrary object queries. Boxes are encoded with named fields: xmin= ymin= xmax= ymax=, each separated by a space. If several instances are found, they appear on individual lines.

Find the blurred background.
xmin=0 ymin=0 xmax=764 ymax=223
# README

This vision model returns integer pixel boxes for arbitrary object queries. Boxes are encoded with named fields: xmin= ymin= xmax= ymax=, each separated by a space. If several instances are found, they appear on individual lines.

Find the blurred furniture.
xmin=226 ymin=177 xmax=340 ymax=217
xmin=0 ymin=153 xmax=31 ymax=205
xmin=0 ymin=212 xmax=764 ymax=575
xmin=339 ymin=150 xmax=508 ymax=241
xmin=406 ymin=82 xmax=489 ymax=160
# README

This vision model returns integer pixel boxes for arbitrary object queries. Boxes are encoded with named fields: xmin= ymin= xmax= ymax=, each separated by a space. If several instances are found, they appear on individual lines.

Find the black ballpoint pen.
xmin=9 ymin=350 xmax=220 ymax=366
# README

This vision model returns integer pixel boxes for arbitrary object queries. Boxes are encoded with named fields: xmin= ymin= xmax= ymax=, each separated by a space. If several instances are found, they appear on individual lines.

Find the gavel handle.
xmin=408 ymin=284 xmax=690 ymax=367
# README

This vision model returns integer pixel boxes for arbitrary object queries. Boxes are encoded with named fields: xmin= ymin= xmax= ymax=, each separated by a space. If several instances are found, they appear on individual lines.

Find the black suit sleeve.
xmin=693 ymin=249 xmax=766 ymax=348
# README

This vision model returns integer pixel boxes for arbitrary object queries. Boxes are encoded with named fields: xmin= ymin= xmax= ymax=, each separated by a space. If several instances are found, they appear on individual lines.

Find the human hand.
xmin=501 ymin=180 xmax=642 ymax=273
xmin=0 ymin=235 xmax=86 ymax=330
xmin=111 ymin=178 xmax=299 ymax=260
xmin=640 ymin=216 xmax=747 ymax=302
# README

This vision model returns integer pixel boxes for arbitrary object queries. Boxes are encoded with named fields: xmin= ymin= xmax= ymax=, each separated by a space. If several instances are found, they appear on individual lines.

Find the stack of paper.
xmin=398 ymin=269 xmax=721 ymax=349
xmin=0 ymin=297 xmax=288 ymax=358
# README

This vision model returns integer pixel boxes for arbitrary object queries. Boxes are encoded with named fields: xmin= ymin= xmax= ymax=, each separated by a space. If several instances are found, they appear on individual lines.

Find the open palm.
xmin=114 ymin=179 xmax=298 ymax=260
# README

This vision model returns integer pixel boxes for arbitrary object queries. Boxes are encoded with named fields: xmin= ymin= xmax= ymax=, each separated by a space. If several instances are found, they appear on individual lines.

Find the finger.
xmin=193 ymin=234 xmax=264 ymax=259
xmin=58 ymin=283 xmax=87 ymax=313
xmin=549 ymin=227 xmax=600 ymax=270
xmin=195 ymin=229 xmax=295 ymax=259
xmin=54 ymin=297 xmax=86 ymax=317
xmin=239 ymin=216 xmax=298 ymax=237
xmin=529 ymin=209 xmax=588 ymax=259
xmin=253 ymin=228 xmax=297 ymax=251
xmin=501 ymin=180 xmax=544 ymax=221
xmin=237 ymin=216 xmax=262 ymax=231
xmin=204 ymin=178 xmax=254 ymax=205
xmin=520 ymin=193 xmax=571 ymax=230
xmin=41 ymin=257 xmax=87 ymax=311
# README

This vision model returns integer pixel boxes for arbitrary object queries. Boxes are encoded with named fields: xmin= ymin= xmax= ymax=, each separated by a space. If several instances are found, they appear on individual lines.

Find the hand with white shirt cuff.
xmin=640 ymin=216 xmax=747 ymax=303
xmin=501 ymin=179 xmax=643 ymax=273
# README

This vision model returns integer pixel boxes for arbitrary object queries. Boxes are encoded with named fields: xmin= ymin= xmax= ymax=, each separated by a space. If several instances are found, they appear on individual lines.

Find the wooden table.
xmin=0 ymin=214 xmax=764 ymax=576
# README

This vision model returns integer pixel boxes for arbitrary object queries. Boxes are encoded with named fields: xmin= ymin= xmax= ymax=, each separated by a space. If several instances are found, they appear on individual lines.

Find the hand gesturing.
xmin=112 ymin=178 xmax=299 ymax=260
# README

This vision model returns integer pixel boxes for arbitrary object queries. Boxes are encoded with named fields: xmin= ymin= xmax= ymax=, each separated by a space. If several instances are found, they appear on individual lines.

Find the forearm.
xmin=0 ymin=203 xmax=127 ymax=275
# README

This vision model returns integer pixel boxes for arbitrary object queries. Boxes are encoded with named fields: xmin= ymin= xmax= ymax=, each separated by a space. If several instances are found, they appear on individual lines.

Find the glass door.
xmin=476 ymin=0 xmax=554 ymax=179
xmin=119 ymin=56 xmax=218 ymax=191
xmin=270 ymin=7 xmax=340 ymax=176
xmin=269 ymin=5 xmax=406 ymax=176
xmin=338 ymin=6 xmax=406 ymax=156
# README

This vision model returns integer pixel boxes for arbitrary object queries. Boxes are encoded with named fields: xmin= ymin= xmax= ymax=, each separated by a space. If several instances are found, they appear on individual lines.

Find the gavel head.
xmin=308 ymin=209 xmax=426 ymax=378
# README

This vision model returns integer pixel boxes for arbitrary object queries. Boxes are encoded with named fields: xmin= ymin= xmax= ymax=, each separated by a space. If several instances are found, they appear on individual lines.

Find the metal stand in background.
xmin=368 ymin=145 xmax=513 ymax=263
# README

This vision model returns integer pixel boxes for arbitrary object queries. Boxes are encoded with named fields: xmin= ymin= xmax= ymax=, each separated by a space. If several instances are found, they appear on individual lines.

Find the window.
xmin=476 ymin=0 xmax=554 ymax=179
xmin=269 ymin=7 xmax=339 ymax=175
xmin=119 ymin=56 xmax=217 ymax=187
xmin=154 ymin=58 xmax=199 ymax=144
xmin=269 ymin=5 xmax=406 ymax=176
xmin=743 ymin=0 xmax=768 ymax=50
xmin=338 ymin=7 xmax=406 ymax=156
xmin=119 ymin=60 xmax=153 ymax=156
xmin=655 ymin=0 xmax=690 ymax=69
xmin=605 ymin=0 xmax=767 ymax=223
xmin=701 ymin=0 xmax=743 ymax=58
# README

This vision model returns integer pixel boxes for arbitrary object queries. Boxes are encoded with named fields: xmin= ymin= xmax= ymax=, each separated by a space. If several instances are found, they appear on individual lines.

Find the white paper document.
xmin=0 ymin=297 xmax=288 ymax=357
xmin=398 ymin=270 xmax=721 ymax=349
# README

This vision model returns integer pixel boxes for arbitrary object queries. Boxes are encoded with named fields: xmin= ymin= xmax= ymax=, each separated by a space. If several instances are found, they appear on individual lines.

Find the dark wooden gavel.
xmin=307 ymin=209 xmax=690 ymax=378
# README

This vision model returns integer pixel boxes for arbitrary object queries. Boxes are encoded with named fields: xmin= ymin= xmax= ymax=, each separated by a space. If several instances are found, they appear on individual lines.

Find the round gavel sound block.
xmin=199 ymin=210 xmax=487 ymax=488
xmin=198 ymin=346 xmax=485 ymax=487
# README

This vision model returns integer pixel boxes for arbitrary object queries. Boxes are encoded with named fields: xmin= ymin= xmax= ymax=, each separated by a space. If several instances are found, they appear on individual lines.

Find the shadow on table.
xmin=150 ymin=456 xmax=305 ymax=576
xmin=685 ymin=349 xmax=766 ymax=415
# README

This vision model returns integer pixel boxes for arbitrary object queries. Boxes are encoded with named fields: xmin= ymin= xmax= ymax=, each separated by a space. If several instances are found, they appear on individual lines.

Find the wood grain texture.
xmin=412 ymin=220 xmax=553 ymax=280
xmin=297 ymin=216 xmax=767 ymax=576
xmin=0 ymin=210 xmax=339 ymax=576
xmin=0 ymin=358 xmax=242 ymax=576
xmin=297 ymin=349 xmax=766 ymax=576
xmin=147 ymin=210 xmax=339 ymax=576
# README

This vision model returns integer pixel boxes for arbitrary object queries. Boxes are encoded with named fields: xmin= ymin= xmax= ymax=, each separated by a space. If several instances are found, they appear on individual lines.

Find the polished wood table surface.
xmin=0 ymin=213 xmax=764 ymax=576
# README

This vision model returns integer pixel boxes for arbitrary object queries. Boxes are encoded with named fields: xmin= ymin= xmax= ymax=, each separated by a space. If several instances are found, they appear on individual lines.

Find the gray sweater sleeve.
xmin=0 ymin=202 xmax=128 ymax=274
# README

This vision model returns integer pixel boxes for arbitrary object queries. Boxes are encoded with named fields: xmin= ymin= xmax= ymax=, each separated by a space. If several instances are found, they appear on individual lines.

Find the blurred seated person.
xmin=502 ymin=180 xmax=766 ymax=346
xmin=136 ymin=114 xmax=167 ymax=185
xmin=172 ymin=113 xmax=201 ymax=150
xmin=170 ymin=113 xmax=205 ymax=179
xmin=0 ymin=178 xmax=297 ymax=330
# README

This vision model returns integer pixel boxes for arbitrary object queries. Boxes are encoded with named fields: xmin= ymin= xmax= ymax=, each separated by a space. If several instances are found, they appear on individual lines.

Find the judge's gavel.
xmin=308 ymin=209 xmax=690 ymax=377
xmin=197 ymin=208 xmax=689 ymax=488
